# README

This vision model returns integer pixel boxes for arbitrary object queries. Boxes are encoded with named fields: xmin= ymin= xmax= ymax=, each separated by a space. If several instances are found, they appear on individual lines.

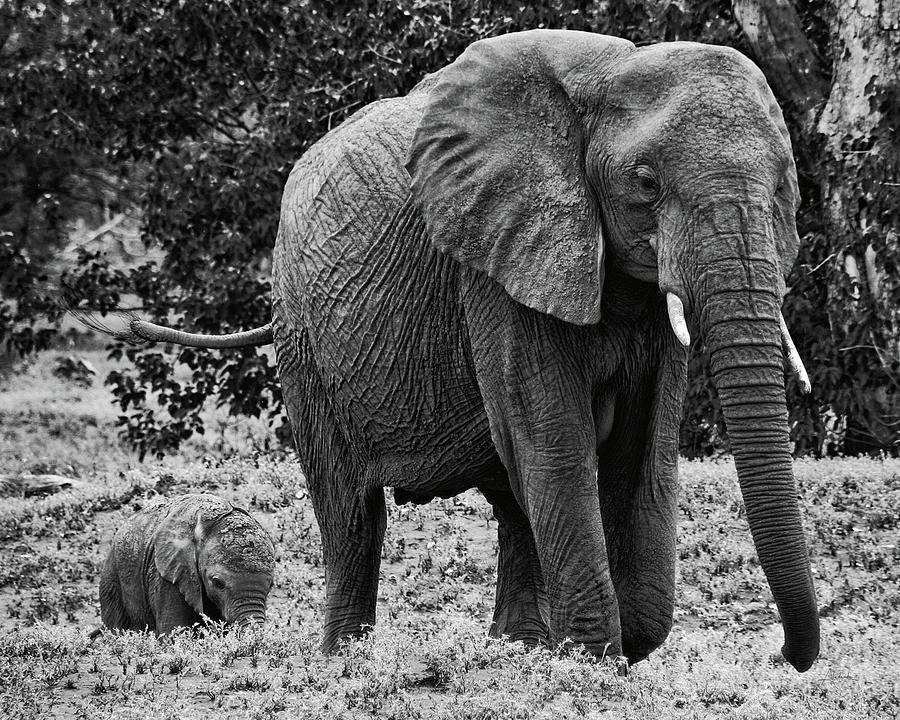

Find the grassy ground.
xmin=1 ymin=350 xmax=898 ymax=719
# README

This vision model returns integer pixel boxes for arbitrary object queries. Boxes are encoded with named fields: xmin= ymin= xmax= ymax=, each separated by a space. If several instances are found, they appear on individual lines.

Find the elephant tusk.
xmin=779 ymin=313 xmax=811 ymax=394
xmin=666 ymin=293 xmax=691 ymax=347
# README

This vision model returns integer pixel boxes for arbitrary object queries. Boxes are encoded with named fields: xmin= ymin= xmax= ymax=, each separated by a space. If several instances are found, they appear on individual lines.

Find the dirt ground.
xmin=1 ymin=351 xmax=898 ymax=719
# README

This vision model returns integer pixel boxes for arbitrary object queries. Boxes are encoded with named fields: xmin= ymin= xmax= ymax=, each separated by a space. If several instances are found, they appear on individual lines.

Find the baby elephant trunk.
xmin=225 ymin=581 xmax=270 ymax=628
xmin=231 ymin=600 xmax=267 ymax=628
xmin=236 ymin=612 xmax=266 ymax=628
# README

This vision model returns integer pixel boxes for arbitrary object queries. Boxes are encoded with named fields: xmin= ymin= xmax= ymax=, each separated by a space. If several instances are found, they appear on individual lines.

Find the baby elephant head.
xmin=153 ymin=494 xmax=276 ymax=628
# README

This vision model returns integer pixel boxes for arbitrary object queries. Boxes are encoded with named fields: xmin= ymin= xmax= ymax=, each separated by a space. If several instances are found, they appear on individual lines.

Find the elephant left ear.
xmin=152 ymin=494 xmax=231 ymax=614
xmin=407 ymin=30 xmax=634 ymax=325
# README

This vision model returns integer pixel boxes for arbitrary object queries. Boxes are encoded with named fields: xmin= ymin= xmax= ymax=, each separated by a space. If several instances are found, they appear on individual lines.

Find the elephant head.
xmin=153 ymin=494 xmax=276 ymax=627
xmin=408 ymin=30 xmax=818 ymax=671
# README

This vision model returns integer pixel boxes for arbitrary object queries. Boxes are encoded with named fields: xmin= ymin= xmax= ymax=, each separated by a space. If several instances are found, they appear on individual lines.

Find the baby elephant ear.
xmin=152 ymin=494 xmax=231 ymax=614
xmin=407 ymin=30 xmax=633 ymax=325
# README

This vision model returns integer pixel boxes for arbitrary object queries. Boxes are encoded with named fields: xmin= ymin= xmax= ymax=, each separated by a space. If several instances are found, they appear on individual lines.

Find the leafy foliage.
xmin=1 ymin=0 xmax=897 ymax=457
xmin=793 ymin=102 xmax=900 ymax=455
xmin=772 ymin=0 xmax=900 ymax=457
xmin=1 ymin=0 xmax=128 ymax=356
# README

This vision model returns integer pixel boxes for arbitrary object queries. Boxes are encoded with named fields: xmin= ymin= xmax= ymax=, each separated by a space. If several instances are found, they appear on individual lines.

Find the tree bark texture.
xmin=731 ymin=0 xmax=829 ymax=127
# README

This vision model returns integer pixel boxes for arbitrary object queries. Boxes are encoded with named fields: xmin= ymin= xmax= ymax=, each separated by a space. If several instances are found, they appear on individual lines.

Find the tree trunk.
xmin=731 ymin=0 xmax=829 ymax=129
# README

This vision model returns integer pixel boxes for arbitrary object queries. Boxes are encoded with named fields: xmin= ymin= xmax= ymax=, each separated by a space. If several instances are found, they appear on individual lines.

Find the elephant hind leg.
xmin=318 ymin=485 xmax=386 ymax=652
xmin=276 ymin=323 xmax=386 ymax=653
xmin=482 ymin=488 xmax=549 ymax=646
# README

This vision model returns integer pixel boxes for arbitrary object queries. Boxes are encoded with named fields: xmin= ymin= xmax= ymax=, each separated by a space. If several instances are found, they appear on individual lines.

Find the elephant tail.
xmin=72 ymin=310 xmax=274 ymax=348
xmin=126 ymin=318 xmax=274 ymax=348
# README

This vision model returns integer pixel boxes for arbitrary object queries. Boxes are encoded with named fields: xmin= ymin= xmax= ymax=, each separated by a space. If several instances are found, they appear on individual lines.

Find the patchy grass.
xmin=1 ymin=352 xmax=899 ymax=718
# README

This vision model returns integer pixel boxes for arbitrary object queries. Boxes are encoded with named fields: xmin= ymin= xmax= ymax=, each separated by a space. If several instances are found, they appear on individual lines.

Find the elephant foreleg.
xmin=598 ymin=333 xmax=686 ymax=663
xmin=149 ymin=575 xmax=202 ymax=634
xmin=481 ymin=487 xmax=549 ymax=645
xmin=462 ymin=273 xmax=622 ymax=656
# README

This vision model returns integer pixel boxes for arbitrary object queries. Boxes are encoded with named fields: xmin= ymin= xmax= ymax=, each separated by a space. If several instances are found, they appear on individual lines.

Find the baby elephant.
xmin=99 ymin=493 xmax=275 ymax=634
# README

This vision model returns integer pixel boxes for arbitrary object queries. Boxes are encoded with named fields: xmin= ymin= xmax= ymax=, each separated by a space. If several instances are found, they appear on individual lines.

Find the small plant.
xmin=52 ymin=355 xmax=96 ymax=388
xmin=381 ymin=533 xmax=407 ymax=563
xmin=166 ymin=653 xmax=190 ymax=675
xmin=228 ymin=672 xmax=272 ymax=692
xmin=91 ymin=672 xmax=117 ymax=695
xmin=249 ymin=690 xmax=289 ymax=720
xmin=41 ymin=658 xmax=78 ymax=687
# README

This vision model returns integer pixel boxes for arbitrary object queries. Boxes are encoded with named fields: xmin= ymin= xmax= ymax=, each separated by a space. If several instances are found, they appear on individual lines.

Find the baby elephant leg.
xmin=149 ymin=575 xmax=202 ymax=635
xmin=99 ymin=555 xmax=132 ymax=630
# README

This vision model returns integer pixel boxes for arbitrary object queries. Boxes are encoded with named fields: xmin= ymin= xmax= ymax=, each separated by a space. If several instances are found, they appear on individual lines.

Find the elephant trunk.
xmin=227 ymin=594 xmax=268 ymax=627
xmin=233 ymin=607 xmax=266 ymax=628
xmin=694 ymin=251 xmax=819 ymax=672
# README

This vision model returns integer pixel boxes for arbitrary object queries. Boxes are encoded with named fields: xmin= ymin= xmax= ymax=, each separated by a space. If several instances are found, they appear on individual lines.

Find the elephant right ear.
xmin=152 ymin=494 xmax=231 ymax=614
xmin=407 ymin=30 xmax=633 ymax=325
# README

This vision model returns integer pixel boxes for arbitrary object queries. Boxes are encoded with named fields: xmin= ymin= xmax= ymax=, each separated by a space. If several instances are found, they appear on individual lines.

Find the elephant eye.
xmin=634 ymin=167 xmax=660 ymax=197
xmin=210 ymin=576 xmax=226 ymax=590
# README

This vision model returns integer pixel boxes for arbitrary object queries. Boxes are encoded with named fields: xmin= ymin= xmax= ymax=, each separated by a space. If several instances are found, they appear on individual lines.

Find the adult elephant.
xmin=115 ymin=30 xmax=819 ymax=670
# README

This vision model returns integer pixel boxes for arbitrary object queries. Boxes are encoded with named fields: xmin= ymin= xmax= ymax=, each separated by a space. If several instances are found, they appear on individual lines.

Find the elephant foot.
xmin=489 ymin=606 xmax=549 ymax=646
xmin=619 ymin=606 xmax=673 ymax=664
xmin=321 ymin=613 xmax=375 ymax=654
xmin=557 ymin=636 xmax=623 ymax=662
xmin=620 ymin=639 xmax=658 ymax=665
